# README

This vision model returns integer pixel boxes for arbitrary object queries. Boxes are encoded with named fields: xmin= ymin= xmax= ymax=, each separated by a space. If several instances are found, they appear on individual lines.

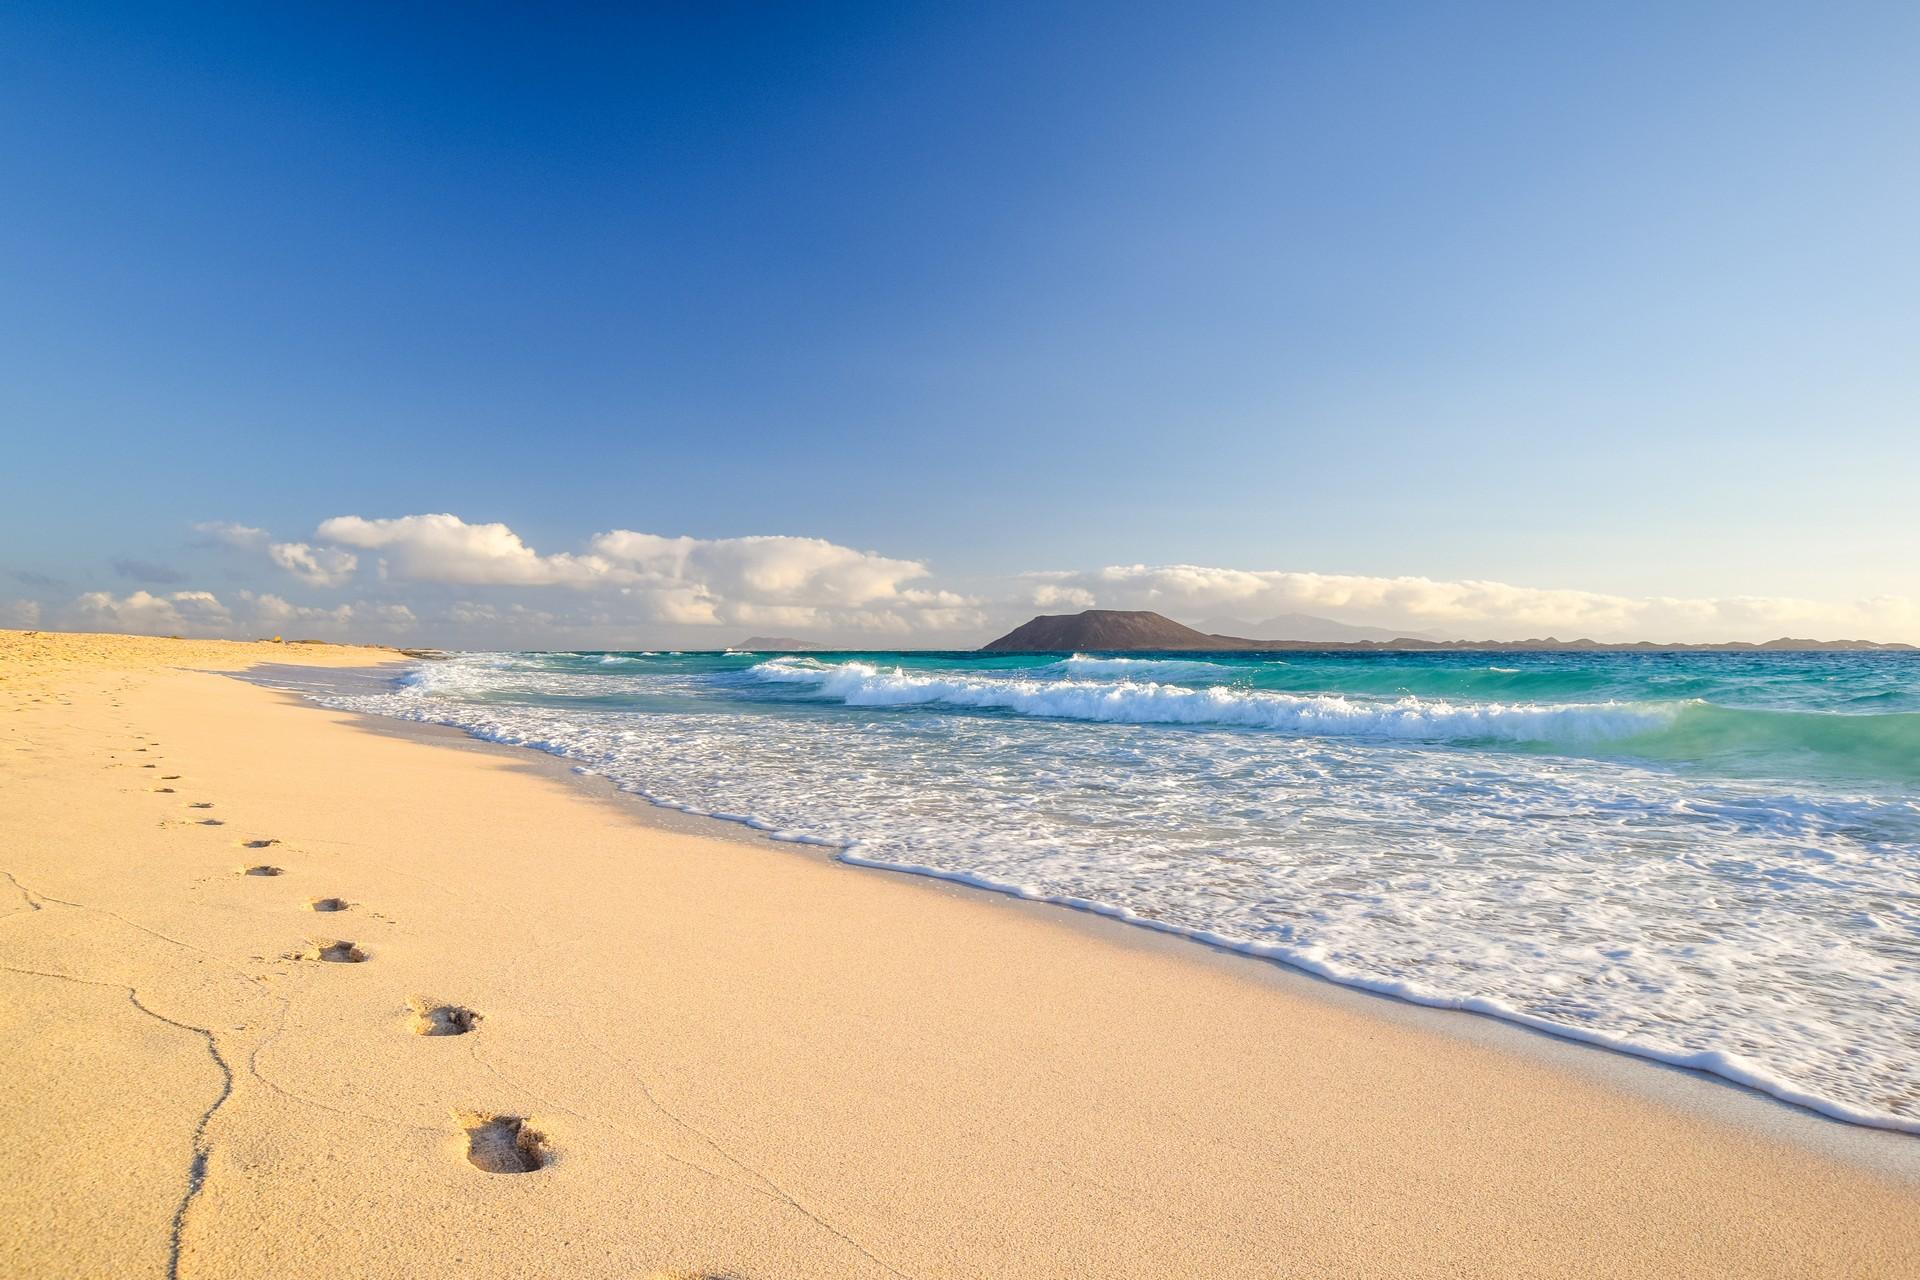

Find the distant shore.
xmin=3 ymin=628 xmax=1916 ymax=1278
xmin=981 ymin=608 xmax=1919 ymax=652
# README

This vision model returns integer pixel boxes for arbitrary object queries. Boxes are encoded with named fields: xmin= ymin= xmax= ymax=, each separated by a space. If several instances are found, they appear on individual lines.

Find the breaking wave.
xmin=751 ymin=657 xmax=1671 ymax=743
xmin=1046 ymin=654 xmax=1243 ymax=681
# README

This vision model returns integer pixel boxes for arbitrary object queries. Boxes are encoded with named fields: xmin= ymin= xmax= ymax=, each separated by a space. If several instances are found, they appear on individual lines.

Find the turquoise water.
xmin=316 ymin=647 xmax=1920 ymax=1131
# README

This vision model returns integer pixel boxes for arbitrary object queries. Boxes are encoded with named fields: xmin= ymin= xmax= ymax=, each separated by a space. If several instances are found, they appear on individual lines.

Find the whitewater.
xmin=310 ymin=647 xmax=1920 ymax=1132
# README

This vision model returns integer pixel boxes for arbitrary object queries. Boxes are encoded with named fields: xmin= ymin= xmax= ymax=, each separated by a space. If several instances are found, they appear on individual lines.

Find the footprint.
xmin=458 ymin=1112 xmax=546 ymax=1173
xmin=187 ymin=802 xmax=215 ymax=809
xmin=196 ymin=819 xmax=225 ymax=827
xmin=141 ymin=764 xmax=156 ymax=769
xmin=151 ymin=787 xmax=175 ymax=794
xmin=240 ymin=839 xmax=280 ymax=850
xmin=408 ymin=998 xmax=478 ymax=1037
xmin=290 ymin=939 xmax=367 ymax=964
xmin=240 ymin=865 xmax=284 ymax=877
xmin=309 ymin=897 xmax=349 ymax=913
xmin=161 ymin=775 xmax=180 ymax=780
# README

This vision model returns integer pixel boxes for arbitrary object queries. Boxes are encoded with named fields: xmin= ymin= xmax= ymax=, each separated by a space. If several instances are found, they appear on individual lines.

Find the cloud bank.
xmin=267 ymin=542 xmax=359 ymax=588
xmin=314 ymin=513 xmax=982 ymax=632
xmin=60 ymin=589 xmax=417 ymax=639
xmin=71 ymin=589 xmax=233 ymax=634
xmin=9 ymin=513 xmax=1917 ymax=646
xmin=1022 ymin=565 xmax=1920 ymax=643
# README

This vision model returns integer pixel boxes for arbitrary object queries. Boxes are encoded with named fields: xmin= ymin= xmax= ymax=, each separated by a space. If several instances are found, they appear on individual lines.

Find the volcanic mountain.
xmin=979 ymin=610 xmax=1915 ymax=653
xmin=981 ymin=610 xmax=1248 ymax=651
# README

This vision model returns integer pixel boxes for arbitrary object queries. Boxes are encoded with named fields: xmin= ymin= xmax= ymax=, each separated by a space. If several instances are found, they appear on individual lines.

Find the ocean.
xmin=310 ymin=647 xmax=1920 ymax=1132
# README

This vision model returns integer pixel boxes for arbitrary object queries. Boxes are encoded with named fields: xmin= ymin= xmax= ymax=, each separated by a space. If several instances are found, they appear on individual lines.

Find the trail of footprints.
xmin=135 ymin=735 xmax=547 ymax=1176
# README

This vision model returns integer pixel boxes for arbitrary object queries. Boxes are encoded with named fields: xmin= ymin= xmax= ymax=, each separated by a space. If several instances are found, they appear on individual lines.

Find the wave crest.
xmin=1047 ymin=654 xmax=1243 ymax=681
xmin=749 ymin=658 xmax=1671 ymax=743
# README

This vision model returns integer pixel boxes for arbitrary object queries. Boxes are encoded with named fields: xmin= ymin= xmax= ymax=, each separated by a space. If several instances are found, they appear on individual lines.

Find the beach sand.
xmin=2 ymin=628 xmax=1915 ymax=1278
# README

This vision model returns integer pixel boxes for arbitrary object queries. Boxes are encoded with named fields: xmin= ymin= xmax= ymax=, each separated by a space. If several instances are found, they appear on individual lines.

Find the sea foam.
xmin=297 ymin=648 xmax=1920 ymax=1135
xmin=750 ymin=657 xmax=1674 ymax=743
xmin=1047 ymin=653 xmax=1245 ymax=680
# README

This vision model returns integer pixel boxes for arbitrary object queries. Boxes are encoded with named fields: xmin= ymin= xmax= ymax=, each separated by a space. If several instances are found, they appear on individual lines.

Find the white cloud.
xmin=443 ymin=600 xmax=558 ymax=629
xmin=587 ymin=529 xmax=964 ymax=628
xmin=318 ymin=514 xmax=606 ymax=586
xmin=69 ymin=589 xmax=233 ymax=636
xmin=312 ymin=513 xmax=984 ymax=633
xmin=54 ymin=588 xmax=418 ymax=641
xmin=1028 ymin=583 xmax=1097 ymax=610
xmin=363 ymin=602 xmax=418 ymax=627
xmin=267 ymin=542 xmax=359 ymax=588
xmin=1021 ymin=565 xmax=1920 ymax=642
xmin=162 ymin=513 xmax=1917 ymax=645
xmin=196 ymin=519 xmax=359 ymax=588
xmin=192 ymin=520 xmax=270 ymax=550
xmin=239 ymin=592 xmax=414 ymax=635
xmin=1 ymin=599 xmax=41 ymax=628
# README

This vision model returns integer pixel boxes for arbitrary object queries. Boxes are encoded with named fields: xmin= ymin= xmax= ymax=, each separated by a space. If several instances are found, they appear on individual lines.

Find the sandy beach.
xmin=2 ymin=629 xmax=1916 ymax=1279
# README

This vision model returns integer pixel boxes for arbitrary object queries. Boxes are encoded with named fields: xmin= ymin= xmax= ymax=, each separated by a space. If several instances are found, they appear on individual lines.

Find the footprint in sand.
xmin=408 ymin=997 xmax=479 ymax=1036
xmin=308 ymin=896 xmax=349 ymax=912
xmin=457 ymin=1112 xmax=547 ymax=1173
xmin=160 ymin=775 xmax=180 ymax=780
xmin=151 ymin=787 xmax=176 ymax=794
xmin=239 ymin=838 xmax=280 ymax=850
xmin=240 ymin=865 xmax=284 ymax=877
xmin=290 ymin=939 xmax=367 ymax=963
xmin=186 ymin=802 xmax=215 ymax=810
xmin=195 ymin=819 xmax=225 ymax=827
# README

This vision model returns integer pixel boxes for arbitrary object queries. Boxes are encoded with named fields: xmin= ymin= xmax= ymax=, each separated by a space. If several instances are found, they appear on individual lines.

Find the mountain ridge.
xmin=736 ymin=635 xmax=828 ymax=651
xmin=1197 ymin=612 xmax=1449 ymax=643
xmin=979 ymin=609 xmax=1917 ymax=653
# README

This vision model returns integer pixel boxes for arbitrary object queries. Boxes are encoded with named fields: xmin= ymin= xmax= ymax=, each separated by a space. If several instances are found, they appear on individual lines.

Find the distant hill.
xmin=1198 ymin=613 xmax=1448 ymax=643
xmin=736 ymin=635 xmax=828 ymax=651
xmin=982 ymin=609 xmax=1446 ymax=651
xmin=980 ymin=610 xmax=1917 ymax=653
xmin=982 ymin=610 xmax=1231 ymax=652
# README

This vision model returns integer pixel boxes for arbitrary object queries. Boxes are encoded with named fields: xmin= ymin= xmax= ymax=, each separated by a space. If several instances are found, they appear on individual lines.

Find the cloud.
xmin=587 ymin=530 xmax=957 ymax=626
xmin=9 ymin=569 xmax=62 ymax=588
xmin=1021 ymin=565 xmax=1920 ymax=642
xmin=238 ymin=592 xmax=414 ymax=635
xmin=1 ymin=599 xmax=41 ymax=627
xmin=112 ymin=557 xmax=189 ymax=584
xmin=267 ymin=542 xmax=359 ymax=588
xmin=69 ymin=589 xmax=233 ymax=636
xmin=55 ymin=587 xmax=421 ymax=640
xmin=1027 ymin=583 xmax=1097 ymax=610
xmin=152 ymin=515 xmax=1919 ymax=645
xmin=192 ymin=521 xmax=270 ymax=550
xmin=313 ymin=513 xmax=983 ymax=632
xmin=317 ymin=514 xmax=604 ymax=586
xmin=197 ymin=519 xmax=360 ymax=588
xmin=443 ymin=600 xmax=559 ymax=629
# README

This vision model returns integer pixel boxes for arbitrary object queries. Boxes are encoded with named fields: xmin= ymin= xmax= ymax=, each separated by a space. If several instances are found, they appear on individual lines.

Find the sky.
xmin=2 ymin=1 xmax=1917 ymax=646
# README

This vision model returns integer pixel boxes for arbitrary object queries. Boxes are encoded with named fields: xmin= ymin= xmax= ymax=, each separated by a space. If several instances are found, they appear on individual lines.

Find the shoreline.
xmin=271 ymin=661 xmax=1920 ymax=1183
xmin=5 ymin=630 xmax=1917 ymax=1277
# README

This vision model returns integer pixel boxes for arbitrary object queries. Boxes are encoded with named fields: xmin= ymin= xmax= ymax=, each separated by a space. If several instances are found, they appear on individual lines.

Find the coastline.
xmin=285 ymin=661 xmax=1920 ymax=1180
xmin=4 ymin=631 xmax=1917 ymax=1278
xmin=291 ymin=656 xmax=1920 ymax=1143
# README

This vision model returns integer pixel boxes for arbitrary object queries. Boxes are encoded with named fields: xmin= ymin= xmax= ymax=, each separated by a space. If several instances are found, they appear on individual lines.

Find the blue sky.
xmin=3 ymin=2 xmax=1917 ymax=644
